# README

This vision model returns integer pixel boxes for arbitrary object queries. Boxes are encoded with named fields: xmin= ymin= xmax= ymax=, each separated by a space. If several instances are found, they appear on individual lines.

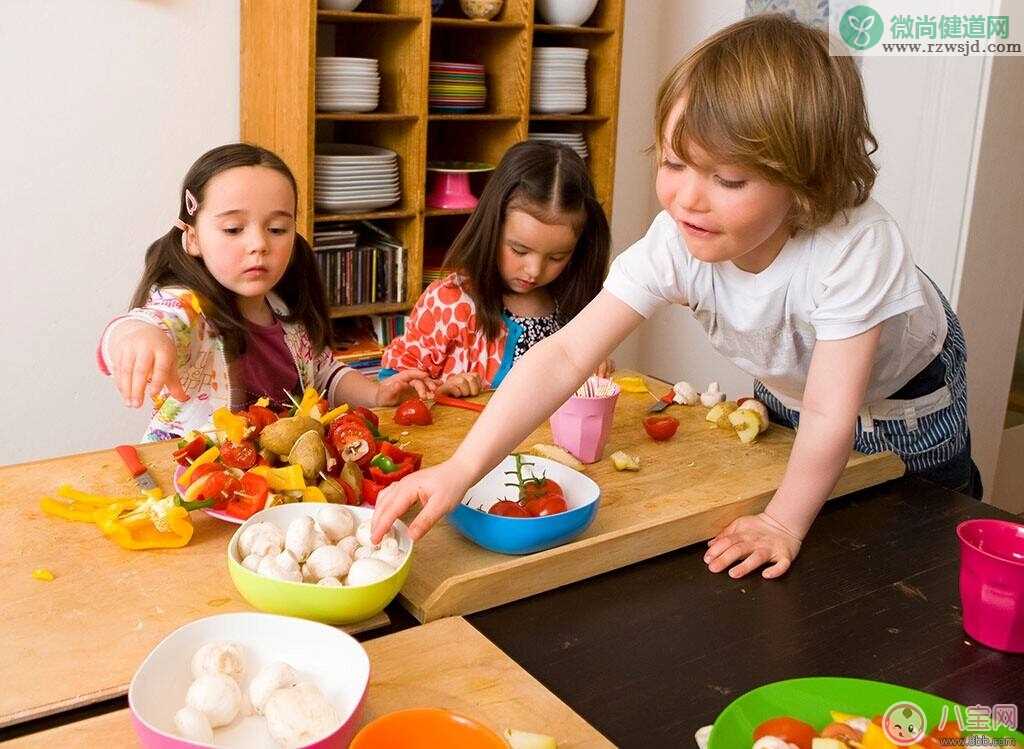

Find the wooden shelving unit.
xmin=241 ymin=0 xmax=624 ymax=320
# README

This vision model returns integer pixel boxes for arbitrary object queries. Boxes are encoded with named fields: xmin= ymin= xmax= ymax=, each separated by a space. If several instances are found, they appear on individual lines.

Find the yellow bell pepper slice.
xmin=32 ymin=568 xmax=55 ymax=581
xmin=94 ymin=497 xmax=193 ymax=550
xmin=319 ymin=403 xmax=350 ymax=425
xmin=859 ymin=723 xmax=899 ymax=749
xmin=40 ymin=496 xmax=102 ymax=523
xmin=212 ymin=407 xmax=247 ymax=444
xmin=248 ymin=464 xmax=306 ymax=492
xmin=179 ymin=446 xmax=220 ymax=485
xmin=302 ymin=486 xmax=327 ymax=503
xmin=614 ymin=375 xmax=650 ymax=394
xmin=296 ymin=387 xmax=320 ymax=417
xmin=255 ymin=396 xmax=270 ymax=408
xmin=56 ymin=485 xmax=142 ymax=506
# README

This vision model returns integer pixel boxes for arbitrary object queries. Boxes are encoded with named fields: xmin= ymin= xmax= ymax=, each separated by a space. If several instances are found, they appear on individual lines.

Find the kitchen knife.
xmin=115 ymin=444 xmax=160 ymax=492
xmin=647 ymin=390 xmax=676 ymax=413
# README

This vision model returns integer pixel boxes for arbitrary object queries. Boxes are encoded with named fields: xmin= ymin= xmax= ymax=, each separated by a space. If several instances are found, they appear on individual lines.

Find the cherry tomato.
xmin=643 ymin=415 xmax=679 ymax=441
xmin=752 ymin=717 xmax=817 ymax=749
xmin=488 ymin=500 xmax=532 ymax=517
xmin=192 ymin=470 xmax=242 ymax=509
xmin=394 ymin=398 xmax=433 ymax=427
xmin=245 ymin=404 xmax=279 ymax=437
xmin=220 ymin=440 xmax=258 ymax=470
xmin=225 ymin=472 xmax=269 ymax=519
xmin=524 ymin=494 xmax=568 ymax=517
xmin=521 ymin=478 xmax=565 ymax=504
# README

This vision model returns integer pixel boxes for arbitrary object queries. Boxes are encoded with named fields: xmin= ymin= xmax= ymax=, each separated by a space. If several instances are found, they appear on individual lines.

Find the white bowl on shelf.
xmin=536 ymin=0 xmax=598 ymax=25
xmin=319 ymin=0 xmax=364 ymax=11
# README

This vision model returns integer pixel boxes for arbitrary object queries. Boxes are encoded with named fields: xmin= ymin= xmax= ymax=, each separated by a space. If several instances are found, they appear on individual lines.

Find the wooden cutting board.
xmin=388 ymin=372 xmax=905 ymax=622
xmin=0 ymin=442 xmax=388 ymax=728
xmin=7 ymin=616 xmax=611 ymax=748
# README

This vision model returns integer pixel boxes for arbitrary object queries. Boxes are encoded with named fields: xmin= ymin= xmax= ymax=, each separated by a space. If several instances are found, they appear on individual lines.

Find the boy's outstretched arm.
xmin=371 ymin=291 xmax=644 ymax=542
xmin=706 ymin=324 xmax=882 ymax=579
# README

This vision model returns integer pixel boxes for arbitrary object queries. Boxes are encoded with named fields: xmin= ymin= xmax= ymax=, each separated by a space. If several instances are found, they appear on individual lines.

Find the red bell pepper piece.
xmin=352 ymin=406 xmax=379 ymax=429
xmin=245 ymin=405 xmax=279 ymax=437
xmin=172 ymin=435 xmax=208 ymax=467
xmin=225 ymin=473 xmax=268 ymax=519
xmin=361 ymin=478 xmax=383 ymax=506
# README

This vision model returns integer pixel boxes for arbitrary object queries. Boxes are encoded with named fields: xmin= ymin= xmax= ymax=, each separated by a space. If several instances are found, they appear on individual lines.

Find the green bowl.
xmin=227 ymin=504 xmax=412 ymax=625
xmin=708 ymin=676 xmax=1024 ymax=747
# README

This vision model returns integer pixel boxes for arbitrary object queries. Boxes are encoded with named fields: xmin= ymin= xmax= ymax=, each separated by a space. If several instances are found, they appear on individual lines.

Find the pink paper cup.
xmin=549 ymin=389 xmax=619 ymax=464
xmin=957 ymin=518 xmax=1024 ymax=653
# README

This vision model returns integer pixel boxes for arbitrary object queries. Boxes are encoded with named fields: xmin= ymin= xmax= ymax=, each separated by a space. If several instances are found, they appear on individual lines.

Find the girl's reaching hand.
xmin=595 ymin=357 xmax=615 ymax=379
xmin=375 ymin=369 xmax=438 ymax=406
xmin=111 ymin=321 xmax=189 ymax=408
xmin=704 ymin=512 xmax=803 ymax=579
xmin=438 ymin=372 xmax=483 ymax=398
xmin=371 ymin=458 xmax=473 ymax=543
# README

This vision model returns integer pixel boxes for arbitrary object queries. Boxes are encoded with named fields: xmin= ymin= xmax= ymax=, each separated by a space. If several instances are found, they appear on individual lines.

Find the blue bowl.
xmin=447 ymin=454 xmax=601 ymax=555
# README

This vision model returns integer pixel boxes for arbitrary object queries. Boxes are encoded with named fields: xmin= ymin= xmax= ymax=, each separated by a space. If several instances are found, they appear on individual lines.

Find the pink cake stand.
xmin=426 ymin=161 xmax=495 ymax=209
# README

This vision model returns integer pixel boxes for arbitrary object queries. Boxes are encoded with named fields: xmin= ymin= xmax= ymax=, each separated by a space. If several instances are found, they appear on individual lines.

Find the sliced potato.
xmin=728 ymin=408 xmax=762 ymax=444
xmin=706 ymin=400 xmax=738 ymax=429
xmin=259 ymin=414 xmax=324 ymax=456
xmin=286 ymin=430 xmax=327 ymax=481
xmin=528 ymin=443 xmax=585 ymax=472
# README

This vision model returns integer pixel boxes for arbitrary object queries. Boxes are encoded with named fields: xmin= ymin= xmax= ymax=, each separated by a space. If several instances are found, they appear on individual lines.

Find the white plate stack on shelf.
xmin=527 ymin=131 xmax=589 ymax=160
xmin=531 ymin=47 xmax=588 ymax=114
xmin=316 ymin=56 xmax=380 ymax=113
xmin=314 ymin=144 xmax=400 ymax=213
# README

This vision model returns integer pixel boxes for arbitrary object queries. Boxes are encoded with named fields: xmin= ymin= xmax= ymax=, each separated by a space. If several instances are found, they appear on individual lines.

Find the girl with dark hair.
xmin=380 ymin=140 xmax=611 ymax=397
xmin=98 ymin=143 xmax=434 ymax=441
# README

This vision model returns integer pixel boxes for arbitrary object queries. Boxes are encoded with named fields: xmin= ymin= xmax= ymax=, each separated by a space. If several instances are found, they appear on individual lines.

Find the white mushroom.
xmin=318 ymin=576 xmax=343 ymax=587
xmin=238 ymin=521 xmax=285 ymax=558
xmin=249 ymin=661 xmax=299 ymax=715
xmin=300 ymin=562 xmax=318 ymax=584
xmin=700 ymin=382 xmax=726 ymax=407
xmin=285 ymin=516 xmax=329 ymax=562
xmin=672 ymin=380 xmax=700 ymax=406
xmin=186 ymin=672 xmax=241 ymax=728
xmin=345 ymin=557 xmax=396 ymax=587
xmin=257 ymin=551 xmax=302 ymax=583
xmin=190 ymin=641 xmax=246 ymax=682
xmin=305 ymin=544 xmax=353 ymax=581
xmin=173 ymin=705 xmax=214 ymax=743
xmin=752 ymin=738 xmax=797 ymax=749
xmin=355 ymin=520 xmax=393 ymax=550
xmin=336 ymin=536 xmax=359 ymax=558
xmin=370 ymin=537 xmax=405 ymax=568
xmin=242 ymin=553 xmax=263 ymax=573
xmin=353 ymin=545 xmax=373 ymax=560
xmin=264 ymin=682 xmax=340 ymax=748
xmin=317 ymin=505 xmax=355 ymax=542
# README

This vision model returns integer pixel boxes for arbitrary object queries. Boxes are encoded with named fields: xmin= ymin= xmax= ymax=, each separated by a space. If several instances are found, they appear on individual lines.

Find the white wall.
xmin=0 ymin=2 xmax=239 ymax=464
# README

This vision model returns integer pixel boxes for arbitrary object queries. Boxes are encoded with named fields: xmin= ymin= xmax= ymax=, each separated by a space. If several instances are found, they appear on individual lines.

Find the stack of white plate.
xmin=528 ymin=131 xmax=589 ymax=160
xmin=316 ymin=57 xmax=380 ymax=113
xmin=531 ymin=47 xmax=588 ymax=114
xmin=314 ymin=144 xmax=400 ymax=213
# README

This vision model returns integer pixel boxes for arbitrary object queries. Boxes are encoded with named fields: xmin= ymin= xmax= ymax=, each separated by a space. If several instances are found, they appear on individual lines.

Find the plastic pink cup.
xmin=549 ymin=381 xmax=620 ymax=464
xmin=957 ymin=518 xmax=1024 ymax=653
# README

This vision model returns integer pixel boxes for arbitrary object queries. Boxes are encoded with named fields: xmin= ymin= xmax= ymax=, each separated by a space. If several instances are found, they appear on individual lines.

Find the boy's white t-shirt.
xmin=604 ymin=199 xmax=948 ymax=411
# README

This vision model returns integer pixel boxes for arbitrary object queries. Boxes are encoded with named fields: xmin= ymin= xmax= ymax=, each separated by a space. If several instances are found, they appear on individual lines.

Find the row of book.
xmin=332 ymin=314 xmax=409 ymax=376
xmin=313 ymin=222 xmax=406 ymax=307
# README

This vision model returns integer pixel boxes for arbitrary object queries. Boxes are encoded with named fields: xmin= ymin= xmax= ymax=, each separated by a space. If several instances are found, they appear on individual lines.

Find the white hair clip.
xmin=184 ymin=188 xmax=198 ymax=216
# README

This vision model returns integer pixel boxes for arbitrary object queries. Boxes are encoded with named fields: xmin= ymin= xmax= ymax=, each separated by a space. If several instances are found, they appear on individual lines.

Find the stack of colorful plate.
xmin=527 ymin=131 xmax=588 ymax=160
xmin=314 ymin=144 xmax=400 ymax=213
xmin=316 ymin=57 xmax=380 ymax=113
xmin=531 ymin=47 xmax=588 ymax=114
xmin=429 ymin=61 xmax=486 ymax=112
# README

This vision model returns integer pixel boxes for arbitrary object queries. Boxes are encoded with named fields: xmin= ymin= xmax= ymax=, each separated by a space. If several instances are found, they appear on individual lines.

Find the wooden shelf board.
xmin=428 ymin=113 xmax=520 ymax=122
xmin=329 ymin=302 xmax=413 ymax=319
xmin=315 ymin=112 xmax=419 ymax=122
xmin=529 ymin=113 xmax=610 ymax=122
xmin=533 ymin=24 xmax=614 ymax=35
xmin=317 ymin=10 xmax=421 ymax=24
xmin=314 ymin=209 xmax=416 ymax=222
xmin=425 ymin=207 xmax=474 ymax=217
xmin=431 ymin=17 xmax=526 ymax=30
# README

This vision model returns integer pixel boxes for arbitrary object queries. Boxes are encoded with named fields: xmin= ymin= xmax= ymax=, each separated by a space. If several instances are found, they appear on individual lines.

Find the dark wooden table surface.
xmin=5 ymin=477 xmax=1022 ymax=746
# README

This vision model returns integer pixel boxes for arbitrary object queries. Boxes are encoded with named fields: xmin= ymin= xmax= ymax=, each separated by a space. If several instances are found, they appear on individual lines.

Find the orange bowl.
xmin=351 ymin=708 xmax=506 ymax=749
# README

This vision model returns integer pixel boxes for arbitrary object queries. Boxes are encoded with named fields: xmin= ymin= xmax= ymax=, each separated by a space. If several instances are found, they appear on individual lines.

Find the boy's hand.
xmin=375 ymin=369 xmax=437 ymax=406
xmin=438 ymin=372 xmax=483 ymax=398
xmin=371 ymin=457 xmax=473 ymax=542
xmin=111 ymin=321 xmax=188 ymax=407
xmin=704 ymin=512 xmax=803 ymax=579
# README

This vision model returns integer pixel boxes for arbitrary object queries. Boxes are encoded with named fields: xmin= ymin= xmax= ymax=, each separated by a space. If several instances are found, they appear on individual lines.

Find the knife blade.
xmin=647 ymin=391 xmax=676 ymax=413
xmin=115 ymin=444 xmax=160 ymax=492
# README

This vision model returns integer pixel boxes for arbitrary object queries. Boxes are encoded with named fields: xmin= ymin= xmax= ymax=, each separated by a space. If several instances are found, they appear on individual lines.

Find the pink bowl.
xmin=129 ymin=613 xmax=369 ymax=747
xmin=957 ymin=518 xmax=1024 ymax=653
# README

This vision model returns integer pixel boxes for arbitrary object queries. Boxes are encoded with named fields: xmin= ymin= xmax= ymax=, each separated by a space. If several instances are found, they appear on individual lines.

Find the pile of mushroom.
xmin=174 ymin=641 xmax=340 ymax=747
xmin=237 ymin=506 xmax=406 ymax=588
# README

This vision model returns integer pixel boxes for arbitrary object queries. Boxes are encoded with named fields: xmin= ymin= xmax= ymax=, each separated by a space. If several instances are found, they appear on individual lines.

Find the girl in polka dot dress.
xmin=380 ymin=141 xmax=611 ymax=396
